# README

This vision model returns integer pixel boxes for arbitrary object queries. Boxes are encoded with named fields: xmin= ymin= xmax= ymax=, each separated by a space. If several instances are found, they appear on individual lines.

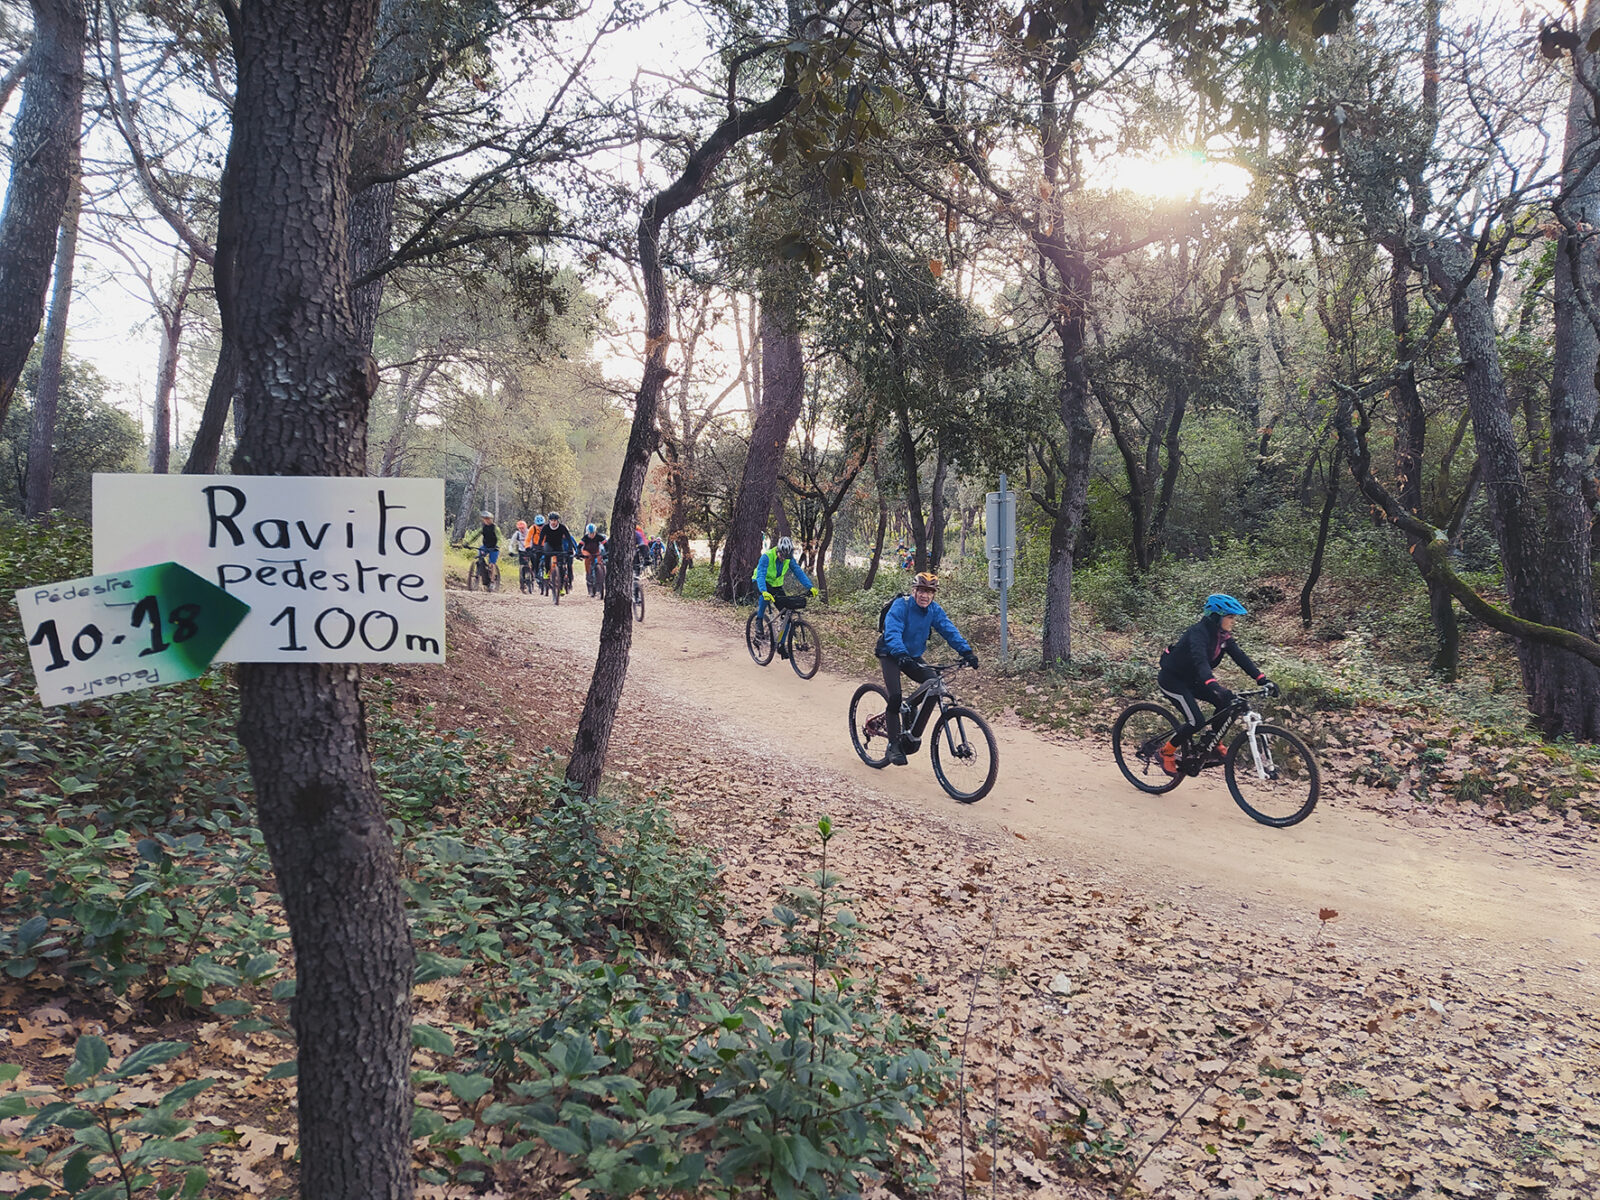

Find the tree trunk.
xmin=862 ymin=476 xmax=888 ymax=590
xmin=1538 ymin=0 xmax=1600 ymax=736
xmin=1299 ymin=442 xmax=1341 ymax=628
xmin=378 ymin=359 xmax=436 ymax=477
xmin=0 ymin=0 xmax=84 ymax=427
xmin=1040 ymin=300 xmax=1095 ymax=666
xmin=894 ymin=396 xmax=928 ymax=573
xmin=928 ymin=447 xmax=947 ymax=569
xmin=148 ymin=256 xmax=198 ymax=475
xmin=184 ymin=146 xmax=241 ymax=477
xmin=183 ymin=332 xmax=240 ymax=474
xmin=225 ymin=4 xmax=413 ymax=1200
xmin=452 ymin=446 xmax=488 ymax=541
xmin=567 ymin=76 xmax=800 ymax=796
xmin=1414 ymin=231 xmax=1600 ymax=734
xmin=23 ymin=168 xmax=78 ymax=520
xmin=716 ymin=291 xmax=806 ymax=602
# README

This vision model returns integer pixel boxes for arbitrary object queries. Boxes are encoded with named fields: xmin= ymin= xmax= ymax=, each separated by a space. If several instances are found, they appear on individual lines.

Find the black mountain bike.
xmin=1110 ymin=685 xmax=1320 ymax=827
xmin=467 ymin=547 xmax=500 ymax=592
xmin=745 ymin=593 xmax=820 ymax=678
xmin=848 ymin=662 xmax=998 ymax=803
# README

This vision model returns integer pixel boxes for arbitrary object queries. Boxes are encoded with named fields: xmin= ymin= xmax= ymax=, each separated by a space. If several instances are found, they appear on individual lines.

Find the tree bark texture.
xmin=225 ymin=5 xmax=414 ymax=1200
xmin=1541 ymin=2 xmax=1600 ymax=735
xmin=0 ymin=0 xmax=83 ymax=427
xmin=929 ymin=448 xmax=947 ymax=569
xmin=568 ymin=78 xmax=799 ymax=797
xmin=716 ymin=293 xmax=806 ymax=601
xmin=23 ymin=169 xmax=78 ymax=519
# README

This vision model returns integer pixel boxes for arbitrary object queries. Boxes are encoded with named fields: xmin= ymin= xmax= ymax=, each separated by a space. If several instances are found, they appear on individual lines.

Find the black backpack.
xmin=877 ymin=593 xmax=908 ymax=632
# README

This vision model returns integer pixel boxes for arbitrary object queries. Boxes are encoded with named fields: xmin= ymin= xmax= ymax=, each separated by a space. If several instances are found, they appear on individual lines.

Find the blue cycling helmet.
xmin=533 ymin=514 xmax=546 ymax=526
xmin=1204 ymin=593 xmax=1248 ymax=616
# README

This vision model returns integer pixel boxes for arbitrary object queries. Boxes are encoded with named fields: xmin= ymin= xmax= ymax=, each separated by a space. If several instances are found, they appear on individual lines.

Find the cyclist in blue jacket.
xmin=1156 ymin=593 xmax=1276 ymax=775
xmin=876 ymin=571 xmax=978 ymax=766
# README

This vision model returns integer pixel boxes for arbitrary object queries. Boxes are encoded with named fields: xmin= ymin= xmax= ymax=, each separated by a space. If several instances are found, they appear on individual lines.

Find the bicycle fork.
xmin=1242 ymin=711 xmax=1274 ymax=780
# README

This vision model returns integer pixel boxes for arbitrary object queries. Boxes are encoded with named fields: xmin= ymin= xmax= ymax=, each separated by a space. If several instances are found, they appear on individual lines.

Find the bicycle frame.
xmin=901 ymin=666 xmax=961 ymax=738
xmin=1185 ymin=686 xmax=1273 ymax=773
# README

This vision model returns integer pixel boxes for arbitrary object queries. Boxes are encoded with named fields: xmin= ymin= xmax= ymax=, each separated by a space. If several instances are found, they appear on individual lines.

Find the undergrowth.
xmin=0 ymin=515 xmax=949 ymax=1198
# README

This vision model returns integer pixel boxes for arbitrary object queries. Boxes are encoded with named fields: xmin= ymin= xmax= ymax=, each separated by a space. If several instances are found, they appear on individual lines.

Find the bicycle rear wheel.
xmin=930 ymin=705 xmax=998 ymax=803
xmin=787 ymin=618 xmax=820 ymax=679
xmin=745 ymin=611 xmax=774 ymax=665
xmin=1225 ymin=724 xmax=1320 ymax=827
xmin=847 ymin=683 xmax=893 ymax=768
xmin=1111 ymin=703 xmax=1185 ymax=795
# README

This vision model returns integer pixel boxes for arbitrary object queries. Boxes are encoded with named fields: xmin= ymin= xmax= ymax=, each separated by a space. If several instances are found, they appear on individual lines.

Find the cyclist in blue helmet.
xmin=1155 ymin=593 xmax=1275 ymax=777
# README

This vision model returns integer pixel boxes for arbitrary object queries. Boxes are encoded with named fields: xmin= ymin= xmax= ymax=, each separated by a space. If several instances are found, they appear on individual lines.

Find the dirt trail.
xmin=473 ymin=585 xmax=1600 ymax=1010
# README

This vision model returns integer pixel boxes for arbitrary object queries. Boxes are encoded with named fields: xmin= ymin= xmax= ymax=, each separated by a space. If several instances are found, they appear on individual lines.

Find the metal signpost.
xmin=985 ymin=474 xmax=1016 ymax=663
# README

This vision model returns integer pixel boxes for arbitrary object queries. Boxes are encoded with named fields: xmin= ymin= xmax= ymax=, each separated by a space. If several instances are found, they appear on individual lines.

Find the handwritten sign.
xmin=93 ymin=474 xmax=444 ymax=663
xmin=15 ymin=563 xmax=250 ymax=706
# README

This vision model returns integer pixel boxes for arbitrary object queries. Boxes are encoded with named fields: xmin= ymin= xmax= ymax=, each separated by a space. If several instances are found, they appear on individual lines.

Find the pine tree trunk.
xmin=716 ymin=292 xmax=805 ymax=601
xmin=226 ymin=6 xmax=414 ymax=1199
xmin=928 ymin=448 xmax=947 ymax=570
xmin=567 ymin=77 xmax=800 ymax=796
xmin=0 ymin=0 xmax=84 ymax=427
xmin=23 ymin=169 xmax=78 ymax=519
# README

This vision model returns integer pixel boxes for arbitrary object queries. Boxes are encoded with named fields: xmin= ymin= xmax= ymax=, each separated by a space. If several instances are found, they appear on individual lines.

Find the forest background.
xmin=2 ymin=0 xmax=1599 ymax=1197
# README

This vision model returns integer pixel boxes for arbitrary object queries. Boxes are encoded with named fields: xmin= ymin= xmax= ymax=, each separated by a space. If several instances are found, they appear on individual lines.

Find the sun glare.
xmin=1101 ymin=149 xmax=1254 ymax=201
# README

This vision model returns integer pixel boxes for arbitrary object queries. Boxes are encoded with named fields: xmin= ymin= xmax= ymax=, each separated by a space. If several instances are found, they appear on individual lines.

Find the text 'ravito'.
xmin=92 ymin=474 xmax=446 ymax=663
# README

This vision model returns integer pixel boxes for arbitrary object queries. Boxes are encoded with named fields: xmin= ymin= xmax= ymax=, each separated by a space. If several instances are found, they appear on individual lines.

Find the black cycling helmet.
xmin=547 ymin=512 xmax=561 ymax=523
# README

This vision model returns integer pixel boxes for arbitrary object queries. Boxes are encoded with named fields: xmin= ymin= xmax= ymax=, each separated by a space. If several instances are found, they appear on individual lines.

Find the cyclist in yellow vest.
xmin=752 ymin=536 xmax=817 ymax=632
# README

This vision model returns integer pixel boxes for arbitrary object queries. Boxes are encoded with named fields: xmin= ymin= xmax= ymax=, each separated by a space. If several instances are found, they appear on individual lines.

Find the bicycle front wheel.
xmin=633 ymin=580 xmax=645 ymax=622
xmin=489 ymin=563 xmax=501 ymax=593
xmin=787 ymin=618 xmax=821 ymax=679
xmin=1111 ymin=703 xmax=1184 ymax=795
xmin=1225 ymin=724 xmax=1320 ymax=827
xmin=468 ymin=560 xmax=481 ymax=591
xmin=745 ymin=610 xmax=774 ymax=665
xmin=847 ymin=683 xmax=893 ymax=768
xmin=520 ymin=564 xmax=533 ymax=594
xmin=930 ymin=705 xmax=998 ymax=803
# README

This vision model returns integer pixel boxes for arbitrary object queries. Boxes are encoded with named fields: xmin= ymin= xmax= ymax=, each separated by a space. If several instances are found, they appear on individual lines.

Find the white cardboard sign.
xmin=93 ymin=474 xmax=445 ymax=663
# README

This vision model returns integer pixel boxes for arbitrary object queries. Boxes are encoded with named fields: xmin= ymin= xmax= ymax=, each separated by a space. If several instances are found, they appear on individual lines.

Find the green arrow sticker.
xmin=15 ymin=562 xmax=250 ymax=707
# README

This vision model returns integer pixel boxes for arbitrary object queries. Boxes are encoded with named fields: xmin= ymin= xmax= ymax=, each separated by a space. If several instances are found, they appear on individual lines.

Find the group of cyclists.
xmin=752 ymin=536 xmax=1269 ymax=777
xmin=461 ymin=511 xmax=658 ymax=597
